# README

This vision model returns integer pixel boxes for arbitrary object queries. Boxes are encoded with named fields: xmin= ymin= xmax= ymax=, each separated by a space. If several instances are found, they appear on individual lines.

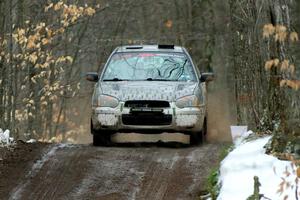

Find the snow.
xmin=0 ymin=128 xmax=14 ymax=145
xmin=26 ymin=139 xmax=37 ymax=143
xmin=218 ymin=136 xmax=300 ymax=200
xmin=0 ymin=128 xmax=37 ymax=145
xmin=157 ymin=153 xmax=181 ymax=169
xmin=28 ymin=144 xmax=67 ymax=177
xmin=230 ymin=126 xmax=248 ymax=144
xmin=232 ymin=130 xmax=253 ymax=146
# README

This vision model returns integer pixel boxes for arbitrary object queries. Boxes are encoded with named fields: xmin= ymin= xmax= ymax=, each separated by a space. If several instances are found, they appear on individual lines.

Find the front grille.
xmin=122 ymin=113 xmax=172 ymax=126
xmin=123 ymin=100 xmax=171 ymax=126
xmin=124 ymin=100 xmax=170 ymax=108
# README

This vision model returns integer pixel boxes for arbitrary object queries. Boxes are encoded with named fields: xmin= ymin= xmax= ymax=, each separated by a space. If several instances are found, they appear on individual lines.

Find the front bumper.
xmin=91 ymin=102 xmax=205 ymax=133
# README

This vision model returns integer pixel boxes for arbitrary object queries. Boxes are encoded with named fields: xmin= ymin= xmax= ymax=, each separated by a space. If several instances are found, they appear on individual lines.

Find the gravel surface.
xmin=1 ymin=142 xmax=224 ymax=200
xmin=0 ymin=141 xmax=50 ymax=199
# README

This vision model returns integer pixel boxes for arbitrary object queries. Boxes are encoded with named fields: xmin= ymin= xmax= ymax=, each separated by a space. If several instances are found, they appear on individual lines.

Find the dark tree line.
xmin=0 ymin=0 xmax=216 ymax=142
xmin=228 ymin=0 xmax=299 ymax=152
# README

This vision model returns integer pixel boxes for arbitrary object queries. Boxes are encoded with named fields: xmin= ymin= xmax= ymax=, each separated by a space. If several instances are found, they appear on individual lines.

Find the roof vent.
xmin=158 ymin=44 xmax=175 ymax=49
xmin=126 ymin=46 xmax=143 ymax=50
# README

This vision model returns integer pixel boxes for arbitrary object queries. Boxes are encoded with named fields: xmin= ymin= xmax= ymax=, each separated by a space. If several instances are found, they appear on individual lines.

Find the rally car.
xmin=86 ymin=45 xmax=213 ymax=146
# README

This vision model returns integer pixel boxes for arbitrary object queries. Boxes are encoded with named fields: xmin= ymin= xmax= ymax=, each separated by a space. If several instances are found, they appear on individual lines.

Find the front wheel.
xmin=93 ymin=133 xmax=112 ymax=146
xmin=190 ymin=131 xmax=204 ymax=145
xmin=91 ymin=120 xmax=112 ymax=146
xmin=190 ymin=117 xmax=207 ymax=145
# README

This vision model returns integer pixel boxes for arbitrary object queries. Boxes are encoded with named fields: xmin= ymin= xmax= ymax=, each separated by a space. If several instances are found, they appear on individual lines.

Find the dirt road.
xmin=3 ymin=142 xmax=224 ymax=200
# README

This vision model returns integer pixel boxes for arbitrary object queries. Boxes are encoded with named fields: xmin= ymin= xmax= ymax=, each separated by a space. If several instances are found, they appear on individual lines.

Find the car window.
xmin=102 ymin=52 xmax=197 ymax=81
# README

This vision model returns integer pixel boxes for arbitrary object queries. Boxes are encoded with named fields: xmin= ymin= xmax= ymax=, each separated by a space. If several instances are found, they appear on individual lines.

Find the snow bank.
xmin=26 ymin=139 xmax=37 ymax=143
xmin=218 ymin=136 xmax=299 ymax=200
xmin=0 ymin=128 xmax=14 ymax=145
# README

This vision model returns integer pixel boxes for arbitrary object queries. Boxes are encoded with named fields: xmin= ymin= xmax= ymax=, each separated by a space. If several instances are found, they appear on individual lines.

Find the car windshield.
xmin=102 ymin=52 xmax=197 ymax=81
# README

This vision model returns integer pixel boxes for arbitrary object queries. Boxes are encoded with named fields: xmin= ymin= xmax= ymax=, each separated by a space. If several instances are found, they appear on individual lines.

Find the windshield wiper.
xmin=146 ymin=78 xmax=174 ymax=81
xmin=103 ymin=78 xmax=128 ymax=82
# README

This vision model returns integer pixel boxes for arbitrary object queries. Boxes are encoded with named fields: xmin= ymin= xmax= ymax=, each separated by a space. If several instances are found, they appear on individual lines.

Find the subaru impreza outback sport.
xmin=86 ymin=45 xmax=213 ymax=146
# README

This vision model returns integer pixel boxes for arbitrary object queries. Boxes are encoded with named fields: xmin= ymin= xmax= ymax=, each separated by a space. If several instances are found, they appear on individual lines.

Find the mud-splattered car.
xmin=86 ymin=45 xmax=213 ymax=146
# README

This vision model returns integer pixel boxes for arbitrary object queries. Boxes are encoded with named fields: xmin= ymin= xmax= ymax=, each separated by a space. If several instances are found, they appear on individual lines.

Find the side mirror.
xmin=200 ymin=72 xmax=215 ymax=83
xmin=86 ymin=72 xmax=99 ymax=82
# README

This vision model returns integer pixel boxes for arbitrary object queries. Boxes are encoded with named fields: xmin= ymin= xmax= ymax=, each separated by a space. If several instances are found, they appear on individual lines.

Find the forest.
xmin=0 ymin=0 xmax=299 ymax=153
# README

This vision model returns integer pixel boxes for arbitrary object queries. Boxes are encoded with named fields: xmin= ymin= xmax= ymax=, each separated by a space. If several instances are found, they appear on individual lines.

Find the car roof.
xmin=115 ymin=45 xmax=185 ymax=53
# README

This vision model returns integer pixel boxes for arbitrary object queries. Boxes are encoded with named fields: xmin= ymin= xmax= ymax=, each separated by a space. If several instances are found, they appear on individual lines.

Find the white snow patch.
xmin=170 ymin=153 xmax=180 ymax=169
xmin=157 ymin=153 xmax=181 ymax=169
xmin=233 ymin=130 xmax=253 ymax=146
xmin=128 ymin=168 xmax=144 ymax=200
xmin=186 ymin=148 xmax=201 ymax=163
xmin=230 ymin=125 xmax=248 ymax=144
xmin=218 ymin=136 xmax=300 ymax=200
xmin=0 ymin=129 xmax=14 ymax=145
xmin=26 ymin=139 xmax=36 ymax=143
xmin=28 ymin=143 xmax=67 ymax=177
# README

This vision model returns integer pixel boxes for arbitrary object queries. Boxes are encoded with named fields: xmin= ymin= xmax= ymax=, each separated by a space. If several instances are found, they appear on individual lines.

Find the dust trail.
xmin=206 ymin=31 xmax=237 ymax=142
xmin=207 ymin=88 xmax=234 ymax=142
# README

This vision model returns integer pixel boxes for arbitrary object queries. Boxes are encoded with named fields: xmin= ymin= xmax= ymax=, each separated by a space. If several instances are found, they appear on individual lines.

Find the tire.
xmin=190 ymin=117 xmax=207 ymax=145
xmin=202 ymin=117 xmax=207 ymax=142
xmin=91 ymin=120 xmax=112 ymax=146
xmin=93 ymin=133 xmax=112 ymax=146
xmin=190 ymin=131 xmax=203 ymax=145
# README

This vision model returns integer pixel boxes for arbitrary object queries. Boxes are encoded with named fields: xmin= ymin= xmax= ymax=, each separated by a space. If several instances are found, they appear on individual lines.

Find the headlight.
xmin=93 ymin=95 xmax=119 ymax=108
xmin=175 ymin=95 xmax=200 ymax=108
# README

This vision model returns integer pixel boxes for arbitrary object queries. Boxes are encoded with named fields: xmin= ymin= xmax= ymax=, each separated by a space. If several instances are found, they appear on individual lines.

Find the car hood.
xmin=100 ymin=81 xmax=198 ymax=101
